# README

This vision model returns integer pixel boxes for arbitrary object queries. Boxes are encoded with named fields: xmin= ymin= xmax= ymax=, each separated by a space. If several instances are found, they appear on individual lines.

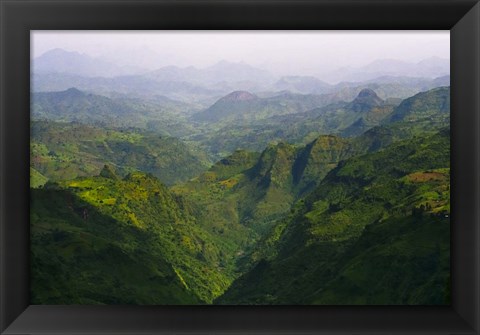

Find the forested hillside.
xmin=217 ymin=129 xmax=450 ymax=304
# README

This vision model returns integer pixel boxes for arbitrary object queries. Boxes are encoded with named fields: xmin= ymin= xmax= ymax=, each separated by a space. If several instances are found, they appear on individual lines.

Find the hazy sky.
xmin=31 ymin=31 xmax=449 ymax=76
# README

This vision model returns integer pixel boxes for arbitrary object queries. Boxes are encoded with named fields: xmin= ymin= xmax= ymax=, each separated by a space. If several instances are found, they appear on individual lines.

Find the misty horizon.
xmin=31 ymin=31 xmax=449 ymax=84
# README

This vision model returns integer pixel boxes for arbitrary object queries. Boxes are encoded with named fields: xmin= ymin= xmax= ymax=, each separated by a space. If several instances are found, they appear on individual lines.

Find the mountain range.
xmin=33 ymin=48 xmax=144 ymax=77
xmin=31 ymin=80 xmax=450 ymax=163
xmin=321 ymin=57 xmax=450 ymax=83
xmin=29 ymin=49 xmax=451 ymax=306
xmin=32 ymin=49 xmax=449 ymax=103
xmin=32 ymin=120 xmax=450 ymax=304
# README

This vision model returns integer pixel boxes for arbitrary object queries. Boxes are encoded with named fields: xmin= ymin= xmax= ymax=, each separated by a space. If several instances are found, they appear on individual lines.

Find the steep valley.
xmin=30 ymin=86 xmax=451 ymax=305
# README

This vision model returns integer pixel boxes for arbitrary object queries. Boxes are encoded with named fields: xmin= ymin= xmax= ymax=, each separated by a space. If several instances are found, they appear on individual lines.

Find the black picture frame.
xmin=1 ymin=0 xmax=479 ymax=334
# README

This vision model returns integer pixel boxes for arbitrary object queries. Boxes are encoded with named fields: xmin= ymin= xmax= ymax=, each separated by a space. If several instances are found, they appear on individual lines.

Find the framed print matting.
xmin=1 ymin=0 xmax=479 ymax=334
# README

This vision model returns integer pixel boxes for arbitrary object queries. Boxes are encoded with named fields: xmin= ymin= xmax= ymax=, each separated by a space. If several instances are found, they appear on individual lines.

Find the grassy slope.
xmin=32 ymin=171 xmax=238 ymax=304
xmin=31 ymin=187 xmax=200 ymax=304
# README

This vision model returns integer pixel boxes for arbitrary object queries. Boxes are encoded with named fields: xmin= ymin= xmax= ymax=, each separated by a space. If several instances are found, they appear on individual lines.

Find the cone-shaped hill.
xmin=348 ymin=88 xmax=384 ymax=113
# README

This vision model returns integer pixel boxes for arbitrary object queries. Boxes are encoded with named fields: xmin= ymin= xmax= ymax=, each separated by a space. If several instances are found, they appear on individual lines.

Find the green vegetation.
xmin=30 ymin=86 xmax=450 ymax=305
xmin=32 ymin=171 xmax=241 ymax=303
xmin=217 ymin=129 xmax=450 ymax=304
xmin=192 ymin=91 xmax=337 ymax=123
xmin=31 ymin=121 xmax=211 ymax=185
xmin=31 ymin=186 xmax=201 ymax=304
xmin=312 ymin=215 xmax=450 ymax=305
xmin=30 ymin=167 xmax=48 ymax=188
xmin=389 ymin=87 xmax=450 ymax=122
xmin=188 ymin=88 xmax=397 ymax=158
xmin=32 ymin=88 xmax=197 ymax=136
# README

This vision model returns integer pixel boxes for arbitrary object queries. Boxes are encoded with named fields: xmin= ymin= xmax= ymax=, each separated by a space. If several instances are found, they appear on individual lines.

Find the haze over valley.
xmin=30 ymin=32 xmax=451 ymax=305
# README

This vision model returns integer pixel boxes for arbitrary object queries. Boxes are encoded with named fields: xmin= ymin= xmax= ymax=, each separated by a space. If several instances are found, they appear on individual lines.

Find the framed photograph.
xmin=1 ymin=0 xmax=479 ymax=334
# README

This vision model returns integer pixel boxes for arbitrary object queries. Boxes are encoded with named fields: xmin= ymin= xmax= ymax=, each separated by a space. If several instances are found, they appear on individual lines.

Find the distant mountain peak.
xmin=353 ymin=88 xmax=382 ymax=103
xmin=220 ymin=91 xmax=258 ymax=102
xmin=40 ymin=48 xmax=82 ymax=57
xmin=61 ymin=87 xmax=86 ymax=97
xmin=357 ymin=88 xmax=379 ymax=99
xmin=34 ymin=48 xmax=140 ymax=78
xmin=350 ymin=89 xmax=384 ymax=112
xmin=273 ymin=75 xmax=331 ymax=94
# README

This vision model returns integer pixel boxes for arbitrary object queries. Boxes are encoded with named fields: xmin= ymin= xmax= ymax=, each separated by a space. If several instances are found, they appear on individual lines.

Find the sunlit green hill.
xmin=31 ymin=169 xmax=241 ymax=304
xmin=389 ymin=86 xmax=450 ymax=122
xmin=172 ymin=133 xmax=362 ymax=240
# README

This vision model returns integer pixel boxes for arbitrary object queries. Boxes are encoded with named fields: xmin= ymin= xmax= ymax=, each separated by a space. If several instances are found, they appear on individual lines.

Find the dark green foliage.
xmin=173 ymin=134 xmax=362 ymax=241
xmin=217 ymin=129 xmax=450 ymax=305
xmin=31 ymin=172 xmax=240 ymax=304
xmin=219 ymin=215 xmax=450 ymax=305
xmin=310 ymin=216 xmax=450 ymax=305
xmin=210 ymin=149 xmax=261 ymax=180
xmin=293 ymin=135 xmax=357 ymax=196
xmin=31 ymin=187 xmax=201 ymax=304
